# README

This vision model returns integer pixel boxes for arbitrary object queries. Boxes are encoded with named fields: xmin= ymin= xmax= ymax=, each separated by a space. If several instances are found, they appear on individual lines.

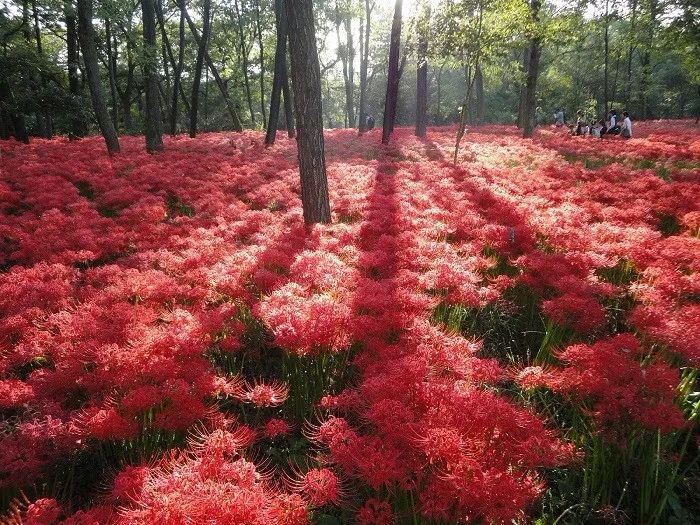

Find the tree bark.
xmin=170 ymin=8 xmax=186 ymax=134
xmin=382 ymin=0 xmax=403 ymax=144
xmin=265 ymin=0 xmax=293 ymax=144
xmin=522 ymin=0 xmax=541 ymax=138
xmin=141 ymin=0 xmax=163 ymax=152
xmin=190 ymin=0 xmax=211 ymax=137
xmin=624 ymin=0 xmax=637 ymax=109
xmin=254 ymin=0 xmax=267 ymax=128
xmin=603 ymin=0 xmax=609 ymax=112
xmin=474 ymin=64 xmax=484 ymax=124
xmin=234 ymin=0 xmax=256 ymax=126
xmin=286 ymin=0 xmax=331 ymax=224
xmin=77 ymin=0 xmax=120 ymax=153
xmin=65 ymin=0 xmax=86 ymax=139
xmin=181 ymin=2 xmax=243 ymax=131
xmin=415 ymin=12 xmax=428 ymax=137
xmin=105 ymin=19 xmax=119 ymax=128
xmin=358 ymin=0 xmax=372 ymax=132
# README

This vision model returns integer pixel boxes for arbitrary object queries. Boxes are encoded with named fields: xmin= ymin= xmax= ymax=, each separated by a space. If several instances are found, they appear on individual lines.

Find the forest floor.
xmin=1 ymin=121 xmax=699 ymax=524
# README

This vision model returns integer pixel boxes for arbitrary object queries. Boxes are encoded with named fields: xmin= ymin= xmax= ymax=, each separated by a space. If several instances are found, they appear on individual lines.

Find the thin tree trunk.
xmin=415 ymin=9 xmax=428 ymax=137
xmin=382 ymin=0 xmax=403 ymax=144
xmin=266 ymin=0 xmax=289 ymax=144
xmin=358 ymin=0 xmax=372 ymax=132
xmin=522 ymin=0 xmax=541 ymax=138
xmin=436 ymin=61 xmax=444 ymax=123
xmin=77 ymin=0 xmax=120 ymax=153
xmin=254 ymin=0 xmax=267 ymax=128
xmin=190 ymin=0 xmax=211 ymax=137
xmin=603 ymin=0 xmax=609 ymax=112
xmin=624 ymin=0 xmax=637 ymax=108
xmin=105 ymin=19 xmax=119 ymax=128
xmin=141 ymin=0 xmax=163 ymax=152
xmin=170 ymin=8 xmax=186 ymax=134
xmin=286 ymin=0 xmax=331 ymax=224
xmin=517 ymin=48 xmax=529 ymax=127
xmin=474 ymin=64 xmax=484 ymax=124
xmin=282 ymin=56 xmax=294 ymax=137
xmin=65 ymin=0 xmax=85 ymax=139
xmin=234 ymin=0 xmax=256 ymax=126
xmin=181 ymin=2 xmax=243 ymax=131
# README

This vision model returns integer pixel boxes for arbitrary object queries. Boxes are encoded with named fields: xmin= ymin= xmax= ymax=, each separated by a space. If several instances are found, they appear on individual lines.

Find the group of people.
xmin=554 ymin=108 xmax=633 ymax=138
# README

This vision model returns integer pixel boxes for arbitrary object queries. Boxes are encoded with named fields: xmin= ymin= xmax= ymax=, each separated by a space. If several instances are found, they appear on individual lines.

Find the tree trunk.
xmin=603 ymin=0 xmax=609 ymax=112
xmin=77 ymin=0 xmax=120 ymax=153
xmin=170 ymin=8 xmax=186 ymax=134
xmin=190 ymin=0 xmax=211 ymax=138
xmin=415 ymin=12 xmax=428 ymax=137
xmin=286 ymin=0 xmax=331 ymax=224
xmin=282 ymin=57 xmax=294 ymax=137
xmin=624 ymin=0 xmax=637 ymax=109
xmin=65 ymin=0 xmax=85 ymax=139
xmin=517 ymin=48 xmax=529 ymax=127
xmin=141 ymin=0 xmax=163 ymax=152
xmin=474 ymin=64 xmax=484 ymax=124
xmin=266 ymin=0 xmax=290 ymax=144
xmin=234 ymin=0 xmax=256 ymax=126
xmin=105 ymin=19 xmax=119 ymax=128
xmin=358 ymin=0 xmax=372 ymax=132
xmin=335 ymin=2 xmax=355 ymax=128
xmin=30 ymin=0 xmax=52 ymax=137
xmin=254 ymin=0 xmax=267 ymax=128
xmin=382 ymin=0 xmax=403 ymax=144
xmin=181 ymin=2 xmax=243 ymax=131
xmin=522 ymin=0 xmax=541 ymax=138
xmin=436 ymin=61 xmax=444 ymax=123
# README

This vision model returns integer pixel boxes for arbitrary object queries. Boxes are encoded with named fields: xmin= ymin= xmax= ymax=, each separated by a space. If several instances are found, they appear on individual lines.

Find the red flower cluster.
xmin=1 ymin=120 xmax=697 ymax=522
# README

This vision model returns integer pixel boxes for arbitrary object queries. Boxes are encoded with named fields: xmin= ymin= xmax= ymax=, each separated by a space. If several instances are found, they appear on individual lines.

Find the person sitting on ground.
xmin=595 ymin=119 xmax=608 ymax=138
xmin=607 ymin=109 xmax=620 ymax=134
xmin=573 ymin=110 xmax=585 ymax=135
xmin=621 ymin=111 xmax=633 ymax=138
xmin=554 ymin=108 xmax=565 ymax=127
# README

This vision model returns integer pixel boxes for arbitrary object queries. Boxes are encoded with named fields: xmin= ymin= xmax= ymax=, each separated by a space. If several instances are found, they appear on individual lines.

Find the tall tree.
xmin=522 ymin=0 xmax=541 ymax=138
xmin=358 ymin=0 xmax=373 ymax=132
xmin=181 ymin=2 xmax=243 ymax=131
xmin=76 ymin=0 xmax=120 ymax=153
xmin=65 ymin=0 xmax=85 ymax=139
xmin=254 ymin=0 xmax=267 ymax=128
xmin=266 ymin=0 xmax=294 ymax=144
xmin=234 ymin=0 xmax=256 ymax=126
xmin=286 ymin=0 xmax=331 ymax=224
xmin=382 ymin=0 xmax=403 ymax=144
xmin=415 ymin=4 xmax=430 ymax=137
xmin=190 ymin=0 xmax=211 ymax=137
xmin=141 ymin=0 xmax=163 ymax=152
xmin=105 ymin=18 xmax=119 ymax=128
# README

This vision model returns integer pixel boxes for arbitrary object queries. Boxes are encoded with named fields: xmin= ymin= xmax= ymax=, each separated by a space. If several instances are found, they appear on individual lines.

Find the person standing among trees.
xmin=607 ymin=109 xmax=620 ymax=134
xmin=621 ymin=111 xmax=633 ymax=138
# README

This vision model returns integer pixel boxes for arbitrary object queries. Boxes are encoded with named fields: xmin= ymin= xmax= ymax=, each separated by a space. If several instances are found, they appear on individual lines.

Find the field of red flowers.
xmin=1 ymin=121 xmax=699 ymax=524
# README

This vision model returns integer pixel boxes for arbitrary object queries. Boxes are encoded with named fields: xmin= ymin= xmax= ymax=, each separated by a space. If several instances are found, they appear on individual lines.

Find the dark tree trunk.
xmin=169 ymin=9 xmax=186 ymax=134
xmin=286 ymin=0 xmax=331 ymax=224
xmin=382 ymin=0 xmax=403 ymax=144
xmin=603 ymin=0 xmax=609 ymax=112
xmin=474 ymin=64 xmax=484 ymax=124
xmin=358 ymin=0 xmax=372 ymax=132
xmin=436 ymin=61 xmax=444 ymax=123
xmin=77 ymin=0 xmax=120 ymax=153
xmin=522 ymin=0 xmax=541 ymax=138
xmin=282 ymin=58 xmax=294 ymax=137
xmin=266 ymin=0 xmax=293 ymax=144
xmin=141 ymin=0 xmax=163 ymax=152
xmin=234 ymin=0 xmax=256 ymax=126
xmin=155 ymin=0 xmax=191 ymax=133
xmin=624 ymin=0 xmax=637 ymax=109
xmin=344 ymin=15 xmax=355 ymax=127
xmin=30 ymin=0 xmax=52 ymax=137
xmin=65 ymin=0 xmax=85 ymax=139
xmin=181 ymin=2 xmax=243 ymax=131
xmin=517 ymin=48 xmax=529 ymax=128
xmin=190 ymin=0 xmax=211 ymax=137
xmin=105 ymin=19 xmax=119 ymax=128
xmin=254 ymin=0 xmax=267 ymax=128
xmin=415 ymin=18 xmax=428 ymax=137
